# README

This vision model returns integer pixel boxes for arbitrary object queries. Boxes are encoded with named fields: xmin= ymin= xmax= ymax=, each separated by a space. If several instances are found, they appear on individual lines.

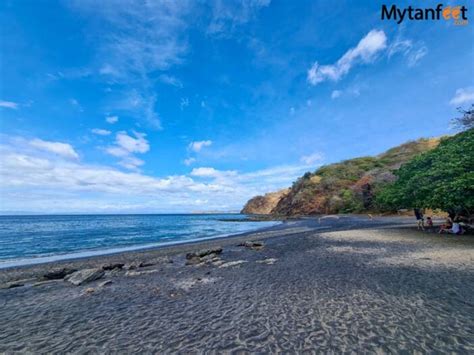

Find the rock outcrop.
xmin=67 ymin=268 xmax=105 ymax=286
xmin=241 ymin=188 xmax=290 ymax=214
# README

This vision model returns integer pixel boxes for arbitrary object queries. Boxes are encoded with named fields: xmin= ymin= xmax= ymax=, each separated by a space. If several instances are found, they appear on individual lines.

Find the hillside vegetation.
xmin=242 ymin=137 xmax=441 ymax=215
xmin=378 ymin=129 xmax=474 ymax=216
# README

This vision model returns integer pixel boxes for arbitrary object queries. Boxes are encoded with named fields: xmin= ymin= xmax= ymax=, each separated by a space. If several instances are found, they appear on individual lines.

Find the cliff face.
xmin=242 ymin=138 xmax=440 ymax=216
xmin=241 ymin=189 xmax=290 ymax=214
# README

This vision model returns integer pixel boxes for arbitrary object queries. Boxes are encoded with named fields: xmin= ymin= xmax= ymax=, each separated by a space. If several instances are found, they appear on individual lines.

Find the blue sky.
xmin=0 ymin=0 xmax=473 ymax=213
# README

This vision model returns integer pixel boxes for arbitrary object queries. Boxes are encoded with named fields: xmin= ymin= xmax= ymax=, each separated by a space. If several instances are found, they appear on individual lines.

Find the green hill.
xmin=241 ymin=137 xmax=441 ymax=215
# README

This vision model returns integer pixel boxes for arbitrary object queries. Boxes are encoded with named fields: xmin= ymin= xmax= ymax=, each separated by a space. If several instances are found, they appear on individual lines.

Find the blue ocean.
xmin=0 ymin=214 xmax=278 ymax=268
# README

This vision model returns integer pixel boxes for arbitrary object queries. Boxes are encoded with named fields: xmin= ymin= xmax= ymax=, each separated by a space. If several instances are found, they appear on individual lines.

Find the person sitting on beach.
xmin=426 ymin=217 xmax=434 ymax=230
xmin=439 ymin=216 xmax=461 ymax=234
xmin=414 ymin=208 xmax=424 ymax=230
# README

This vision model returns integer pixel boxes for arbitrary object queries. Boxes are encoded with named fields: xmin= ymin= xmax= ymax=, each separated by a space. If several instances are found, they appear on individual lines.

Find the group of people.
xmin=414 ymin=208 xmax=465 ymax=235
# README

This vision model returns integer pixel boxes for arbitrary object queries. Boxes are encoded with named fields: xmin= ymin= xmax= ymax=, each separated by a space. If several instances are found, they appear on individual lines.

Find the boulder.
xmin=239 ymin=241 xmax=264 ymax=250
xmin=186 ymin=247 xmax=223 ymax=260
xmin=43 ymin=268 xmax=77 ymax=280
xmin=0 ymin=281 xmax=24 ymax=289
xmin=67 ymin=268 xmax=104 ymax=286
xmin=102 ymin=263 xmax=124 ymax=271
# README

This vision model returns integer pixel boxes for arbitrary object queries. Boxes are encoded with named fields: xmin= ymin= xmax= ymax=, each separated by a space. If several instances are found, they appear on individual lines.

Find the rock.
xmin=43 ymin=268 xmax=77 ymax=280
xmin=102 ymin=263 xmax=124 ymax=271
xmin=256 ymin=258 xmax=278 ymax=265
xmin=186 ymin=247 xmax=222 ymax=260
xmin=125 ymin=269 xmax=159 ymax=277
xmin=32 ymin=280 xmax=61 ymax=287
xmin=99 ymin=280 xmax=113 ymax=287
xmin=218 ymin=260 xmax=248 ymax=268
xmin=185 ymin=256 xmax=202 ymax=266
xmin=85 ymin=287 xmax=95 ymax=294
xmin=0 ymin=281 xmax=24 ymax=289
xmin=139 ymin=261 xmax=155 ymax=268
xmin=239 ymin=241 xmax=265 ymax=250
xmin=67 ymin=268 xmax=105 ymax=286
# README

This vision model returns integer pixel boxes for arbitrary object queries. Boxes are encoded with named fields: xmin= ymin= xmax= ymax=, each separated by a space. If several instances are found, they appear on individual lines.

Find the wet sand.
xmin=0 ymin=216 xmax=473 ymax=353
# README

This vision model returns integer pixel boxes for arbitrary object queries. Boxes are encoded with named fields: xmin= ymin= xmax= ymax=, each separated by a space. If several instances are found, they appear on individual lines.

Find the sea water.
xmin=0 ymin=214 xmax=278 ymax=268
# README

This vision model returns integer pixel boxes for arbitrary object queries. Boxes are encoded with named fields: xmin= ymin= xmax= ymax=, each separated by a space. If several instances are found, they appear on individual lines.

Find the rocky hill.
xmin=241 ymin=138 xmax=440 ymax=216
xmin=241 ymin=189 xmax=290 ymax=214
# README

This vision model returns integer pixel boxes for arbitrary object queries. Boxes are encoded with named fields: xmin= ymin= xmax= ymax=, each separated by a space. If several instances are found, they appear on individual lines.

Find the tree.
xmin=377 ymin=128 xmax=474 ymax=215
xmin=452 ymin=104 xmax=474 ymax=130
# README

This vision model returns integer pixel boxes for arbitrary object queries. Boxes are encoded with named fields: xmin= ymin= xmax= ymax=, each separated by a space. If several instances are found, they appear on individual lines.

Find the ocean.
xmin=0 ymin=214 xmax=278 ymax=268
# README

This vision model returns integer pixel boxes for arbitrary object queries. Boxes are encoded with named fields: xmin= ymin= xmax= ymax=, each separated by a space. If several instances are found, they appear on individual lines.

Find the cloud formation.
xmin=0 ymin=135 xmax=317 ymax=213
xmin=300 ymin=152 xmax=324 ymax=165
xmin=307 ymin=30 xmax=387 ymax=85
xmin=29 ymin=139 xmax=79 ymax=160
xmin=105 ymin=131 xmax=150 ymax=170
xmin=0 ymin=100 xmax=18 ymax=109
xmin=188 ymin=140 xmax=212 ymax=152
xmin=105 ymin=115 xmax=118 ymax=124
xmin=91 ymin=128 xmax=111 ymax=136
xmin=450 ymin=87 xmax=474 ymax=106
xmin=388 ymin=36 xmax=427 ymax=67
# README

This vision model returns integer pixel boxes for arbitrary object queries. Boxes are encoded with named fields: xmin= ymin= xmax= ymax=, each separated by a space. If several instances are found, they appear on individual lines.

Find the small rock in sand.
xmin=185 ymin=256 xmax=202 ymax=266
xmin=218 ymin=260 xmax=248 ymax=268
xmin=102 ymin=263 xmax=124 ymax=271
xmin=0 ymin=281 xmax=24 ymax=289
xmin=186 ymin=247 xmax=223 ymax=260
xmin=43 ymin=268 xmax=77 ymax=280
xmin=67 ymin=268 xmax=105 ymax=286
xmin=239 ymin=241 xmax=265 ymax=250
xmin=32 ymin=280 xmax=61 ymax=287
xmin=85 ymin=287 xmax=95 ymax=294
xmin=256 ymin=258 xmax=278 ymax=265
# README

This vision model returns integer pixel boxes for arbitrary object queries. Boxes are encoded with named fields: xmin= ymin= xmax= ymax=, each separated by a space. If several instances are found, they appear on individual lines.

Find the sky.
xmin=0 ymin=0 xmax=473 ymax=214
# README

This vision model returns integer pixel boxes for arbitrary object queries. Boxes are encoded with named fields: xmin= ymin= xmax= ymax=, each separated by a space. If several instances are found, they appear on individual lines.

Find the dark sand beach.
xmin=1 ymin=216 xmax=473 ymax=353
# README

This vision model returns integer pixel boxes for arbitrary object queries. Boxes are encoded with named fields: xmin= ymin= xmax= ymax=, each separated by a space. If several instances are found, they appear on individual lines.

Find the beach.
xmin=1 ymin=215 xmax=473 ymax=353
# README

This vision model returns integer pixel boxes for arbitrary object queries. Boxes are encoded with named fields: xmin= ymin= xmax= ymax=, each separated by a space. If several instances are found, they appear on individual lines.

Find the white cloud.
xmin=191 ymin=167 xmax=221 ymax=177
xmin=0 ymin=100 xmax=18 ymax=109
xmin=183 ymin=157 xmax=196 ymax=166
xmin=91 ymin=128 xmax=111 ymax=136
xmin=180 ymin=97 xmax=189 ymax=110
xmin=388 ymin=36 xmax=427 ymax=67
xmin=406 ymin=46 xmax=427 ymax=67
xmin=450 ymin=87 xmax=474 ymax=106
xmin=29 ymin=139 xmax=79 ymax=160
xmin=307 ymin=29 xmax=387 ymax=85
xmin=115 ymin=131 xmax=149 ymax=154
xmin=69 ymin=1 xmax=194 ymax=130
xmin=331 ymin=90 xmax=342 ymax=99
xmin=159 ymin=74 xmax=183 ymax=88
xmin=99 ymin=64 xmax=119 ymax=76
xmin=188 ymin=140 xmax=212 ymax=152
xmin=105 ymin=131 xmax=150 ymax=170
xmin=105 ymin=115 xmax=119 ymax=124
xmin=300 ymin=152 xmax=324 ymax=165
xmin=112 ymin=90 xmax=161 ymax=129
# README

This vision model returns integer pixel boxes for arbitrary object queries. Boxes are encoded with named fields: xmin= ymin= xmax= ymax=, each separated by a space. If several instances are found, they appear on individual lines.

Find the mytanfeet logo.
xmin=381 ymin=4 xmax=468 ymax=25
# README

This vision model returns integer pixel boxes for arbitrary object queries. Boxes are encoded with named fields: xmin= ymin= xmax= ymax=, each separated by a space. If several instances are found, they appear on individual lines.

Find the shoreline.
xmin=0 ymin=220 xmax=282 ymax=270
